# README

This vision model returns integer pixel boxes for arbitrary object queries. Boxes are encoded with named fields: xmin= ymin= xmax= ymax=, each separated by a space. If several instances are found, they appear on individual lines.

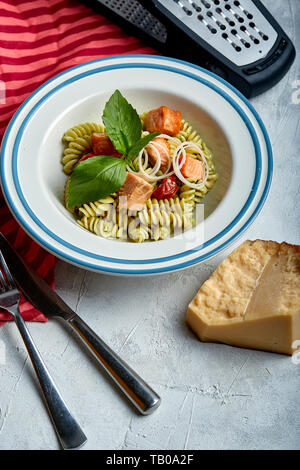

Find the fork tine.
xmin=0 ymin=250 xmax=16 ymax=289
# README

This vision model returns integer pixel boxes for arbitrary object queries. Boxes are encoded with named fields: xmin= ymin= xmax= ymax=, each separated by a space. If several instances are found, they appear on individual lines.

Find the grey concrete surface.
xmin=0 ymin=0 xmax=300 ymax=451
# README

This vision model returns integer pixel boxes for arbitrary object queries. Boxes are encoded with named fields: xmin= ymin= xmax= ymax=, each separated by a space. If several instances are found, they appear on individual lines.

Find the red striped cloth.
xmin=0 ymin=0 xmax=154 ymax=324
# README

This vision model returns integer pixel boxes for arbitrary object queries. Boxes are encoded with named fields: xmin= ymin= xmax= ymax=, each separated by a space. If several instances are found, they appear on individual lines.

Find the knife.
xmin=0 ymin=233 xmax=160 ymax=415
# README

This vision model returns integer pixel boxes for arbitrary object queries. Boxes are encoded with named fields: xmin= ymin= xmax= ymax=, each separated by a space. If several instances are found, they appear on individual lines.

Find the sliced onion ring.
xmin=127 ymin=134 xmax=209 ymax=189
xmin=172 ymin=142 xmax=209 ymax=189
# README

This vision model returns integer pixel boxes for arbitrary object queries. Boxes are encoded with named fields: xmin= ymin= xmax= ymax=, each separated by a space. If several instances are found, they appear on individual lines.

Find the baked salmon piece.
xmin=118 ymin=172 xmax=153 ymax=211
xmin=92 ymin=133 xmax=122 ymax=157
xmin=145 ymin=106 xmax=182 ymax=136
xmin=180 ymin=155 xmax=205 ymax=180
xmin=147 ymin=137 xmax=170 ymax=171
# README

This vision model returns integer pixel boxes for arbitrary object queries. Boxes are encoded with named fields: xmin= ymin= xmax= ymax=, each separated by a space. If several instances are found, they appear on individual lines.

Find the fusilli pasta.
xmin=63 ymin=122 xmax=105 ymax=143
xmin=63 ymin=114 xmax=217 ymax=242
xmin=75 ymin=196 xmax=195 ymax=243
xmin=62 ymin=122 xmax=106 ymax=174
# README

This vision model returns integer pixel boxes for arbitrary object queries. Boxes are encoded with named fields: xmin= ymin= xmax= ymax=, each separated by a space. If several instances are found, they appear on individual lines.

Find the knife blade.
xmin=0 ymin=233 xmax=160 ymax=415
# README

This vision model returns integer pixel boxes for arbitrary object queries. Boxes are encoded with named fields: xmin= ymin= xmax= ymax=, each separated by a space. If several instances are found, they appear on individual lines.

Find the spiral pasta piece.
xmin=179 ymin=184 xmax=196 ymax=207
xmin=75 ymin=196 xmax=195 ymax=242
xmin=193 ymin=173 xmax=219 ymax=203
xmin=63 ymin=122 xmax=105 ymax=143
xmin=77 ymin=216 xmax=118 ymax=238
xmin=62 ymin=135 xmax=93 ymax=174
xmin=77 ymin=216 xmax=100 ymax=234
xmin=177 ymin=120 xmax=210 ymax=153
xmin=77 ymin=196 xmax=117 ymax=218
xmin=128 ymin=218 xmax=151 ymax=243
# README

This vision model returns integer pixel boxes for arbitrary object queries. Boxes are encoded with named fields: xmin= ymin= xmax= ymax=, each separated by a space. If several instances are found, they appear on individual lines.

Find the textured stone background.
xmin=0 ymin=0 xmax=299 ymax=450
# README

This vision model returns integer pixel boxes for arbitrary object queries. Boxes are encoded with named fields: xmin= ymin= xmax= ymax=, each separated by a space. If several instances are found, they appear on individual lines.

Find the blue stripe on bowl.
xmin=0 ymin=56 xmax=273 ymax=274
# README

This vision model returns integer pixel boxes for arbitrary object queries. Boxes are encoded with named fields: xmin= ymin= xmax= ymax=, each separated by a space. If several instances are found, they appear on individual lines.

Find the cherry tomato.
xmin=152 ymin=175 xmax=179 ymax=200
xmin=76 ymin=153 xmax=96 ymax=165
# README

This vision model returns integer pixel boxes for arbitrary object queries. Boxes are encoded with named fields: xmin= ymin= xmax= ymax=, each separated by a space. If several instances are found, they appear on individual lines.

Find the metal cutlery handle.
xmin=68 ymin=314 xmax=161 ymax=415
xmin=13 ymin=309 xmax=87 ymax=450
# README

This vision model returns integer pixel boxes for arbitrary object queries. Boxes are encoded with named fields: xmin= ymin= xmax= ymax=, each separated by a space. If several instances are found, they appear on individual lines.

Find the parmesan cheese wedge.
xmin=186 ymin=240 xmax=300 ymax=355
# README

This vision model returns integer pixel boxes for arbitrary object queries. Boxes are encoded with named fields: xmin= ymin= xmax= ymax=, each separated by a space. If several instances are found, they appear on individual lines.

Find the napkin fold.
xmin=0 ymin=197 xmax=53 ymax=324
xmin=0 ymin=0 xmax=154 ymax=323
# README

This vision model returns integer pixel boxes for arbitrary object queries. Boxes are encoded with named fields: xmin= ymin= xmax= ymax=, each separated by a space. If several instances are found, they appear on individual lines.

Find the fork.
xmin=0 ymin=250 xmax=87 ymax=450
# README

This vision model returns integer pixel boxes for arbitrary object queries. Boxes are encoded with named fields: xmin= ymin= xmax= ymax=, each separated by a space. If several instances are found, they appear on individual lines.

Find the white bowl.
xmin=0 ymin=55 xmax=272 ymax=275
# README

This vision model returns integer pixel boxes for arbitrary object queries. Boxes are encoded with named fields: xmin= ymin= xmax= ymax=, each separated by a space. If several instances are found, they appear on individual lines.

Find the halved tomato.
xmin=152 ymin=175 xmax=179 ymax=200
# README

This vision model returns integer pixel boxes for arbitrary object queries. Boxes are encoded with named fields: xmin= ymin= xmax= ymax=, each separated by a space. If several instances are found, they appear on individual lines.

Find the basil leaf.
xmin=67 ymin=155 xmax=127 ymax=207
xmin=102 ymin=90 xmax=142 ymax=156
xmin=127 ymin=132 xmax=160 ymax=160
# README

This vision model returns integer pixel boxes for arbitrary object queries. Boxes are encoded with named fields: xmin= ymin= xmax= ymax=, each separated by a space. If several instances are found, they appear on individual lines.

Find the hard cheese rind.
xmin=186 ymin=240 xmax=300 ymax=355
